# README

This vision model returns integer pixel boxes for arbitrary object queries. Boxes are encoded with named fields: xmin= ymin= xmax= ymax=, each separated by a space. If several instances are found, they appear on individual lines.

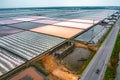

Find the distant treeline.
xmin=0 ymin=6 xmax=120 ymax=10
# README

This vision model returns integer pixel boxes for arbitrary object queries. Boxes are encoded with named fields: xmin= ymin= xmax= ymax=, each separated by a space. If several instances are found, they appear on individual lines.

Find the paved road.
xmin=80 ymin=18 xmax=120 ymax=80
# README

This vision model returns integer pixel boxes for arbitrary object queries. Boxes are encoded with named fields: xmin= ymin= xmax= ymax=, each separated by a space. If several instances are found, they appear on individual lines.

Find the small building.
xmin=51 ymin=42 xmax=75 ymax=58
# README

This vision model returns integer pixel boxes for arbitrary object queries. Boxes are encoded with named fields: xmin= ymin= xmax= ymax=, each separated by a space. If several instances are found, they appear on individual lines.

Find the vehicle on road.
xmin=96 ymin=69 xmax=100 ymax=74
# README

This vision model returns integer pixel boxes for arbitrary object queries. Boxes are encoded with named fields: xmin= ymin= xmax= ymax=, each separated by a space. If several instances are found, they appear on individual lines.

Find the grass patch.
xmin=104 ymin=33 xmax=120 ymax=80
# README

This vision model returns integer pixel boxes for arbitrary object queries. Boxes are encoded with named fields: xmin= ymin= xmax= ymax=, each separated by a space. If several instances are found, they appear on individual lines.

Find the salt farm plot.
xmin=0 ymin=26 xmax=23 ymax=37
xmin=31 ymin=25 xmax=83 ymax=38
xmin=54 ymin=21 xmax=93 ymax=29
xmin=8 ymin=22 xmax=47 ymax=30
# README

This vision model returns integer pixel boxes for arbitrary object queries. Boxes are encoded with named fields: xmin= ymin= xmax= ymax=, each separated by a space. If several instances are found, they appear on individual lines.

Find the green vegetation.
xmin=104 ymin=33 xmax=120 ymax=80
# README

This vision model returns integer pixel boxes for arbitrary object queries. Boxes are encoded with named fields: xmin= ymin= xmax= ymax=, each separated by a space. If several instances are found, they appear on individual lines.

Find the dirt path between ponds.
xmin=42 ymin=55 xmax=78 ymax=80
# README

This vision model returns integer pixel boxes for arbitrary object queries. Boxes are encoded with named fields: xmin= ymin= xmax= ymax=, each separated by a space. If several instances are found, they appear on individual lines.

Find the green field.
xmin=104 ymin=33 xmax=120 ymax=80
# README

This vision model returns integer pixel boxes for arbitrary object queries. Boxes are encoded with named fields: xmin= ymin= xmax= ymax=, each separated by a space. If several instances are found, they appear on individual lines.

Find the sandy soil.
xmin=42 ymin=55 xmax=78 ymax=80
xmin=75 ymin=43 xmax=98 ymax=51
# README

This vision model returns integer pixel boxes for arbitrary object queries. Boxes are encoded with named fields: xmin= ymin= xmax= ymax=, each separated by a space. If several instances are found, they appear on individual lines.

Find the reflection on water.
xmin=0 ymin=8 xmax=117 ymax=20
